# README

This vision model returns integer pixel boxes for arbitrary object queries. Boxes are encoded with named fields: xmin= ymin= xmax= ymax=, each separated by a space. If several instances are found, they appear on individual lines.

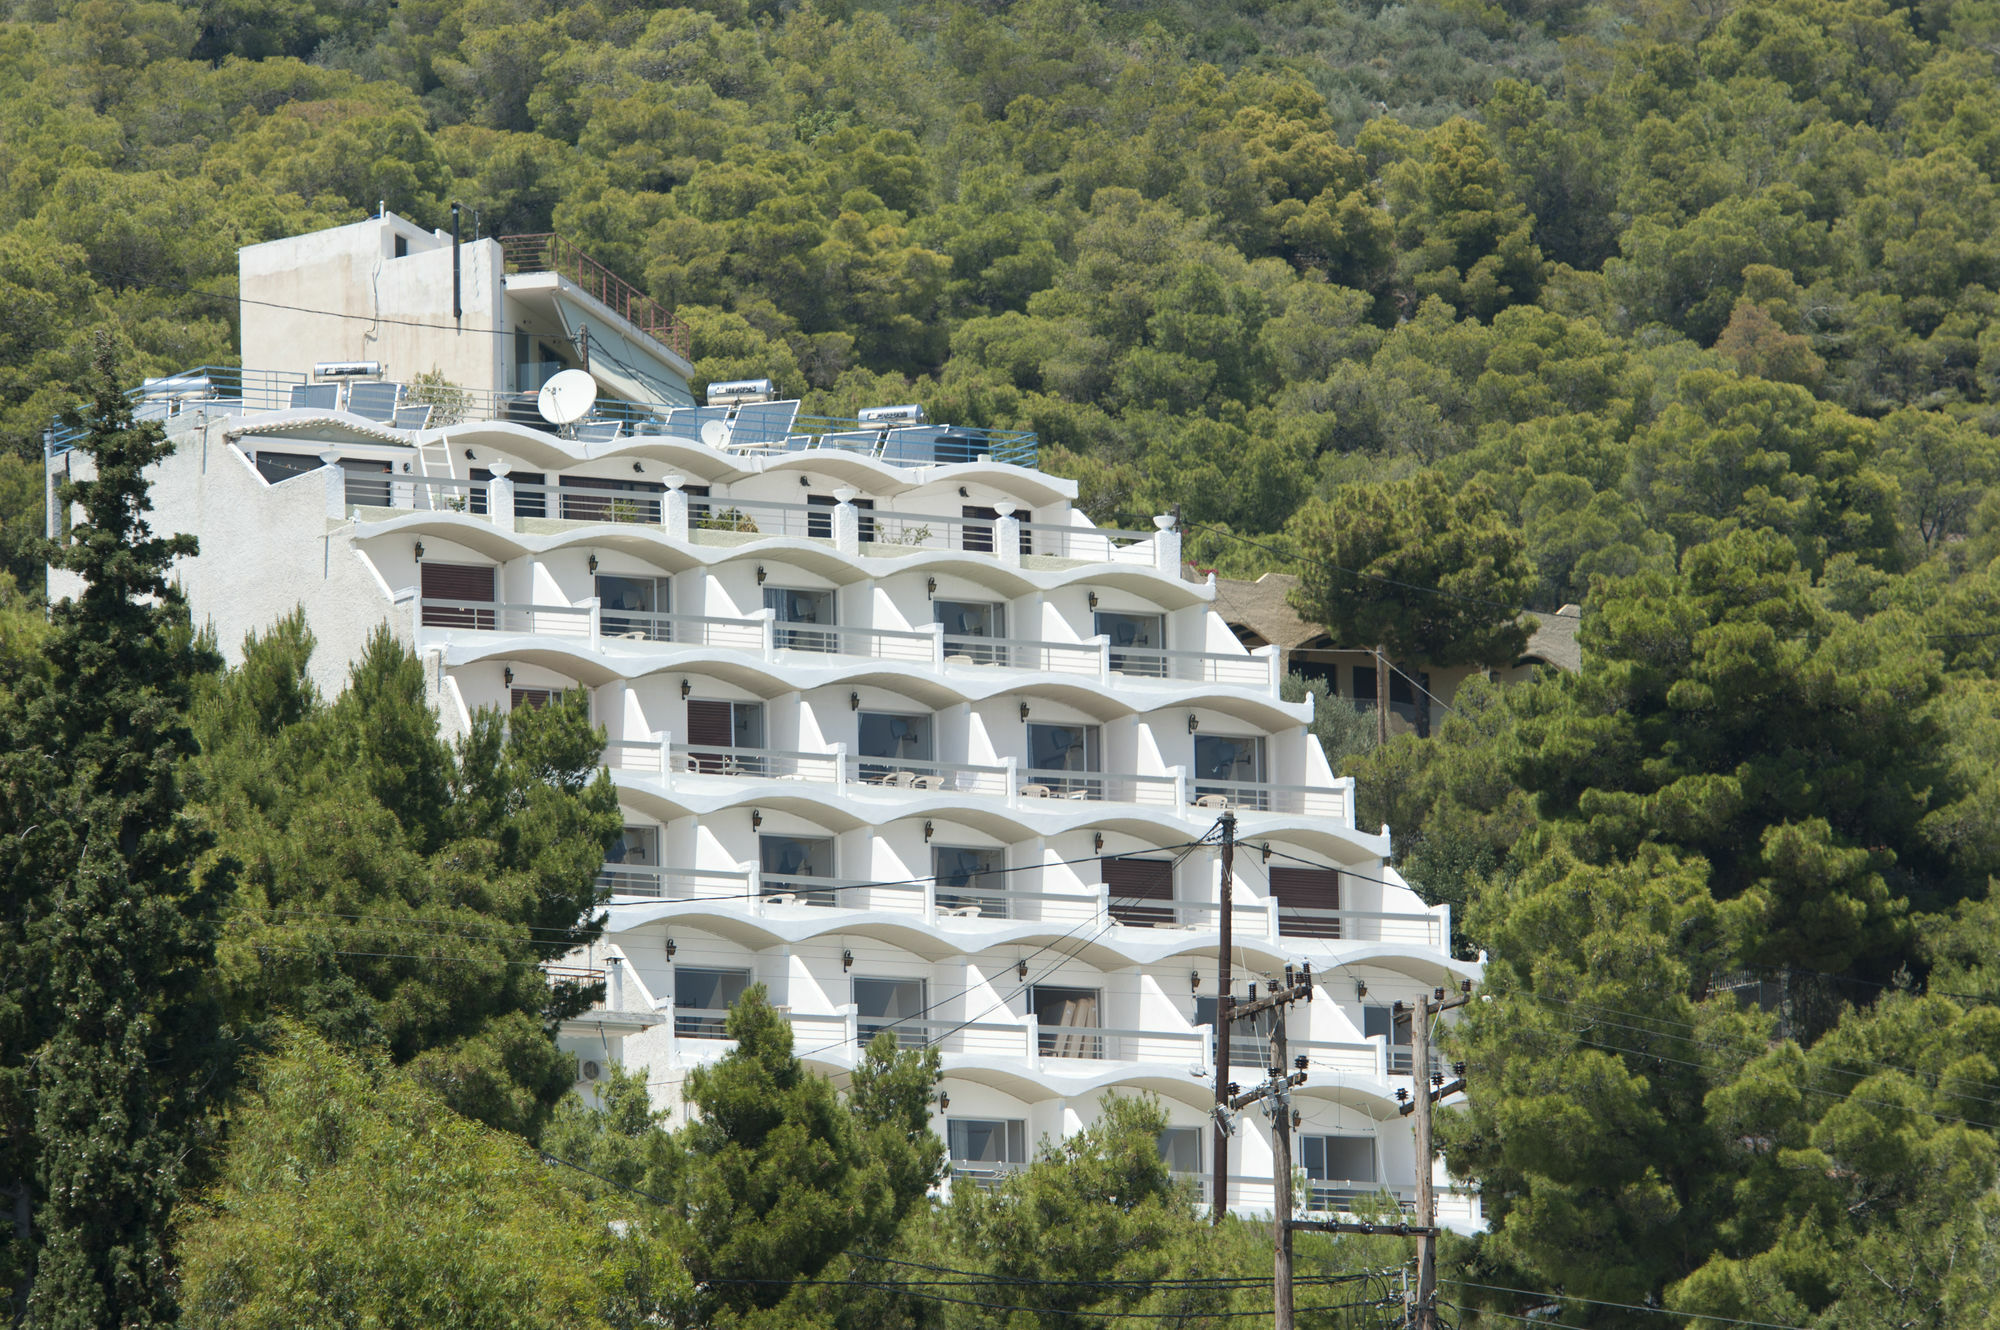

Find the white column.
xmin=664 ymin=474 xmax=690 ymax=541
xmin=1153 ymin=513 xmax=1181 ymax=575
xmin=1255 ymin=644 xmax=1282 ymax=698
xmin=586 ymin=596 xmax=602 ymax=647
xmin=992 ymin=500 xmax=1022 ymax=568
xmin=606 ymin=955 xmax=624 ymax=1011
xmin=487 ymin=461 xmax=514 ymax=524
xmin=320 ymin=451 xmax=345 ymax=519
xmin=832 ymin=486 xmax=860 ymax=555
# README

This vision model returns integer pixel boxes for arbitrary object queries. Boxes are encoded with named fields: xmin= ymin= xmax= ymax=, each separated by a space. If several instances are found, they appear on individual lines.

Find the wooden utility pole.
xmin=1211 ymin=810 xmax=1236 ymax=1224
xmin=1412 ymin=991 xmax=1436 ymax=1330
xmin=1271 ymin=1001 xmax=1295 ymax=1330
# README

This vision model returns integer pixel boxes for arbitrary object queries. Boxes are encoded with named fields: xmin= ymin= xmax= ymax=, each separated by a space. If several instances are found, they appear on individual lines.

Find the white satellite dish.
xmin=537 ymin=369 xmax=598 ymax=426
xmin=699 ymin=418 xmax=731 ymax=448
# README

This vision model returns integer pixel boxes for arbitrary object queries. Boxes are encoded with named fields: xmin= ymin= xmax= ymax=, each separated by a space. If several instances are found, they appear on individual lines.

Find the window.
xmin=1096 ymin=611 xmax=1164 ymax=676
xmin=393 ymin=234 xmax=408 ymax=259
xmin=857 ymin=711 xmax=933 ymax=783
xmin=1351 ymin=664 xmax=1377 ymax=711
xmin=1271 ymin=866 xmax=1340 ymax=939
xmin=960 ymin=505 xmax=997 ymax=553
xmin=934 ymin=845 xmax=1006 ymax=918
xmin=948 ymin=1118 xmax=1028 ymax=1183
xmin=1026 ymin=723 xmax=1100 ymax=797
xmin=675 ymin=966 xmax=750 ymax=1039
xmin=1031 ymin=985 xmax=1104 ymax=1059
xmin=937 ymin=599 xmax=1007 ymax=665
xmin=1102 ymin=856 xmax=1173 ymax=928
xmin=420 ymin=562 xmax=496 ymax=629
xmin=760 ymin=833 xmax=835 ymax=906
xmin=1194 ymin=734 xmax=1266 ymax=807
xmin=1158 ymin=1127 xmax=1203 ymax=1176
xmin=685 ymin=699 xmax=764 ymax=773
xmin=597 ymin=574 xmax=667 ymax=641
xmin=764 ymin=586 xmax=836 ymax=652
xmin=1364 ymin=1005 xmax=1414 ymax=1075
xmin=560 ymin=474 xmax=663 ymax=524
xmin=253 ymin=450 xmax=320 ymax=485
xmin=510 ymin=687 xmax=568 ymax=711
xmin=1301 ymin=1135 xmax=1377 ymax=1211
xmin=1390 ymin=669 xmax=1432 ymax=738
xmin=854 ymin=977 xmax=927 ymax=1050
xmin=1197 ymin=995 xmax=1276 ymax=1069
xmin=602 ymin=825 xmax=659 ymax=896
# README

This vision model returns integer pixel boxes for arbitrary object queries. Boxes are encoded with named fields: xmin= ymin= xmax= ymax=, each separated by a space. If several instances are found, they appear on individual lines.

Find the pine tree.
xmin=0 ymin=338 xmax=228 ymax=1325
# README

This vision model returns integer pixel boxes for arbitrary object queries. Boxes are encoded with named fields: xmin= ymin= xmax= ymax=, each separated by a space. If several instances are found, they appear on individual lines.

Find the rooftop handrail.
xmin=498 ymin=232 xmax=692 ymax=359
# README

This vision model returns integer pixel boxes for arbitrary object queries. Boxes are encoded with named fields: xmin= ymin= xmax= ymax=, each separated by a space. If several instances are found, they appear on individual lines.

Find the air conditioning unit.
xmin=705 ymin=378 xmax=775 ymax=405
xmin=579 ymin=1059 xmax=602 ymax=1082
xmin=315 ymin=361 xmax=382 ymax=380
xmin=858 ymin=403 xmax=926 ymax=424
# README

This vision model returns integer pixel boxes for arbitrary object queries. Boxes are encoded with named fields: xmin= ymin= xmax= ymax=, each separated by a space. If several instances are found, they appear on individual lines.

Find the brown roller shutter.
xmin=420 ymin=562 xmax=495 ymax=628
xmin=1103 ymin=856 xmax=1174 ymax=927
xmin=685 ymin=699 xmax=734 ymax=772
xmin=1271 ymin=866 xmax=1340 ymax=938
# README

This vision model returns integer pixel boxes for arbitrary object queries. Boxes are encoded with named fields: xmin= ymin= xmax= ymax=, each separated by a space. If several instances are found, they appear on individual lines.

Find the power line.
xmin=1444 ymin=1279 xmax=1815 ymax=1330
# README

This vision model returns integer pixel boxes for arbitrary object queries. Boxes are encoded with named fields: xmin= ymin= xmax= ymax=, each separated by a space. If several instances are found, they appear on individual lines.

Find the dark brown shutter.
xmin=1103 ymin=856 xmax=1174 ymax=927
xmin=420 ymin=562 xmax=495 ymax=628
xmin=685 ymin=699 xmax=735 ymax=772
xmin=510 ymin=687 xmax=563 ymax=711
xmin=1271 ymin=867 xmax=1340 ymax=938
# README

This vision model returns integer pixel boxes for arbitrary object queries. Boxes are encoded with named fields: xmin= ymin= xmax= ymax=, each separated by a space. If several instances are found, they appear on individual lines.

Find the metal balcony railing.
xmin=498 ymin=233 xmax=692 ymax=359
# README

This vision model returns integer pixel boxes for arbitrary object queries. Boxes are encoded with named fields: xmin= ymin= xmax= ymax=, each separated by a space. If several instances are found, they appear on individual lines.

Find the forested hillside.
xmin=7 ymin=0 xmax=2000 ymax=1326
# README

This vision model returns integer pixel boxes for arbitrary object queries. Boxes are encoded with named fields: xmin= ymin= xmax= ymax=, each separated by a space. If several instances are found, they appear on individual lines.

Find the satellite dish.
xmin=538 ymin=369 xmax=598 ymax=426
xmin=699 ymin=418 xmax=731 ymax=448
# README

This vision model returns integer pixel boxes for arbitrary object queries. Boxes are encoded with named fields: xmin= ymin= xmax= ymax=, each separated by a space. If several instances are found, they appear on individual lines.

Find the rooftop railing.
xmin=498 ymin=233 xmax=692 ymax=358
xmin=46 ymin=366 xmax=1039 ymax=469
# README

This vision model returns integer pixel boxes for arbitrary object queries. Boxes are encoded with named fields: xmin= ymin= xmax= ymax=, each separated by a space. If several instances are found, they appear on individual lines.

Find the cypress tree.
xmin=0 ymin=339 xmax=227 ymax=1325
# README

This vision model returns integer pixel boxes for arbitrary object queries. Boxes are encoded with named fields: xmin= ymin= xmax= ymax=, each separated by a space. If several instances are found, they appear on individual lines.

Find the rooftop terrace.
xmin=47 ymin=366 xmax=1040 ymax=471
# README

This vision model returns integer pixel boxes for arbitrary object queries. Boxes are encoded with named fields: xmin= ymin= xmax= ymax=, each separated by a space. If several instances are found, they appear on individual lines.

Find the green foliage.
xmin=1 ymin=339 xmax=228 ymax=1325
xmin=194 ymin=613 xmax=621 ymax=1138
xmin=177 ymin=1026 xmax=684 ymax=1329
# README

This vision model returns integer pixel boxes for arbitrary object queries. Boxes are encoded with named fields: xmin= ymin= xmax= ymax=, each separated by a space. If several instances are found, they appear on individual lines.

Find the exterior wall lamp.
xmin=850 ymin=691 xmax=860 ymax=711
xmin=800 ymin=474 xmax=811 ymax=487
xmin=1190 ymin=970 xmax=1201 ymax=992
xmin=1093 ymin=832 xmax=1104 ymax=853
xmin=588 ymin=553 xmax=599 ymax=574
xmin=842 ymin=948 xmax=854 ymax=971
xmin=664 ymin=937 xmax=677 ymax=960
xmin=756 ymin=565 xmax=766 ymax=585
xmin=938 ymin=1091 xmax=949 ymax=1111
xmin=503 ymin=666 xmax=514 ymax=687
xmin=923 ymin=820 xmax=935 ymax=842
xmin=1262 ymin=843 xmax=1272 ymax=863
xmin=1019 ymin=700 xmax=1030 ymax=721
xmin=927 ymin=576 xmax=936 ymax=596
xmin=1187 ymin=714 xmax=1199 ymax=733
xmin=751 ymin=809 xmax=762 ymax=829
xmin=413 ymin=540 xmax=425 ymax=561
xmin=1088 ymin=591 xmax=1098 ymax=610
xmin=1016 ymin=958 xmax=1029 ymax=981
xmin=680 ymin=678 xmax=691 ymax=699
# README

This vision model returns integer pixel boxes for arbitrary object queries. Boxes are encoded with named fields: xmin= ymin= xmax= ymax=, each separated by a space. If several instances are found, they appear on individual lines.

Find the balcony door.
xmin=857 ymin=711 xmax=933 ymax=783
xmin=1157 ymin=1126 xmax=1203 ymax=1177
xmin=1364 ymin=1004 xmax=1414 ymax=1075
xmin=1194 ymin=734 xmax=1266 ymax=806
xmin=1031 ymin=985 xmax=1103 ymax=1059
xmin=685 ymin=698 xmax=763 ymax=773
xmin=1301 ymin=1135 xmax=1377 ymax=1211
xmin=1095 ymin=610 xmax=1164 ymax=676
xmin=602 ymin=825 xmax=659 ymax=895
xmin=597 ymin=574 xmax=667 ymax=641
xmin=948 ymin=1118 xmax=1027 ymax=1183
xmin=420 ymin=562 xmax=495 ymax=629
xmin=675 ymin=966 xmax=750 ymax=1039
xmin=1027 ymin=722 xmax=1100 ymax=798
xmin=937 ymin=599 xmax=1006 ymax=665
xmin=1102 ymin=855 xmax=1173 ymax=927
xmin=854 ymin=976 xmax=927 ymax=1050
xmin=760 ymin=833 xmax=835 ymax=906
xmin=1198 ymin=994 xmax=1276 ymax=1070
xmin=765 ymin=586 xmax=836 ymax=652
xmin=934 ymin=845 xmax=1006 ymax=918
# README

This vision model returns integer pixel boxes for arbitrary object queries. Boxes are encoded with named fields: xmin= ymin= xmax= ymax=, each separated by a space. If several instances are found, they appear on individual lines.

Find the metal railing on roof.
xmin=498 ymin=232 xmax=692 ymax=359
xmin=46 ymin=366 xmax=1040 ymax=470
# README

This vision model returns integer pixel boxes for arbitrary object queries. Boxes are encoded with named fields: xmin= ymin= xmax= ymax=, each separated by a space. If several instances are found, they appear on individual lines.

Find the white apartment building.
xmin=45 ymin=213 xmax=1482 ymax=1228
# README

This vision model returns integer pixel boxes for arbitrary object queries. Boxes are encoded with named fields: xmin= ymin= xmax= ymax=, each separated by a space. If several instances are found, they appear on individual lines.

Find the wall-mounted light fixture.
xmin=664 ymin=937 xmax=677 ymax=960
xmin=400 ymin=461 xmax=412 ymax=473
xmin=1019 ymin=700 xmax=1030 ymax=721
xmin=680 ymin=677 xmax=691 ymax=699
xmin=751 ymin=809 xmax=763 ymax=830
xmin=1016 ymin=958 xmax=1029 ymax=981
xmin=958 ymin=485 xmax=969 ymax=498
xmin=799 ymin=474 xmax=811 ymax=488
xmin=1187 ymin=714 xmax=1199 ymax=733
xmin=413 ymin=540 xmax=425 ymax=561
xmin=926 ymin=576 xmax=937 ymax=596
xmin=1261 ymin=843 xmax=1272 ymax=864
xmin=503 ymin=666 xmax=514 ymax=687
xmin=588 ymin=553 xmax=599 ymax=574
xmin=1088 ymin=591 xmax=1099 ymax=610
xmin=756 ymin=564 xmax=767 ymax=585
xmin=923 ymin=819 xmax=935 ymax=842
xmin=850 ymin=691 xmax=860 ymax=711
xmin=633 ymin=461 xmax=644 ymax=474
xmin=1290 ymin=1107 xmax=1302 ymax=1130
xmin=464 ymin=448 xmax=476 ymax=460
xmin=1093 ymin=832 xmax=1104 ymax=854
xmin=842 ymin=948 xmax=854 ymax=971
xmin=1190 ymin=970 xmax=1201 ymax=992
xmin=938 ymin=1091 xmax=950 ymax=1110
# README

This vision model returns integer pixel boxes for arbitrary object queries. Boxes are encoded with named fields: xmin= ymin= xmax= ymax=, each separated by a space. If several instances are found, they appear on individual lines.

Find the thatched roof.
xmin=1213 ymin=573 xmax=1582 ymax=673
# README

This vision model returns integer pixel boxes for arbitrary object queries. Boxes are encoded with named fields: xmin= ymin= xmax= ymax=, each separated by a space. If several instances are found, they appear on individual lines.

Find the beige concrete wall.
xmin=240 ymin=212 xmax=507 ymax=397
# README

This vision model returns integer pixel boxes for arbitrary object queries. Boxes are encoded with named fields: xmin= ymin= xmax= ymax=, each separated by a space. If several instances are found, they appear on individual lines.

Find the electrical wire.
xmin=1444 ymin=1279 xmax=1816 ymax=1330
